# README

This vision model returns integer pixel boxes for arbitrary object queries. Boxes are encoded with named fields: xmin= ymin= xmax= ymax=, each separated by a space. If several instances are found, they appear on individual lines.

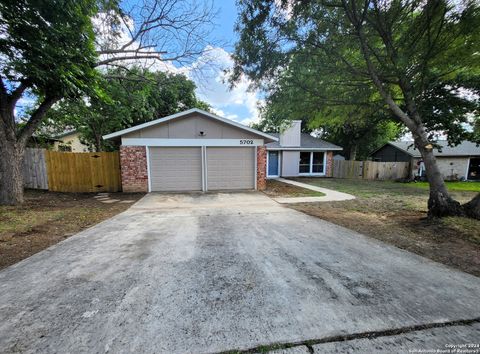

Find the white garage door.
xmin=149 ymin=147 xmax=202 ymax=191
xmin=207 ymin=147 xmax=255 ymax=190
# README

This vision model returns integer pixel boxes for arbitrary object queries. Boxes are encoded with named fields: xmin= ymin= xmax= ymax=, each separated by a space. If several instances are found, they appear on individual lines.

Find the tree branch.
xmin=97 ymin=48 xmax=167 ymax=55
xmin=17 ymin=95 xmax=60 ymax=146
xmin=7 ymin=81 xmax=29 ymax=111
xmin=95 ymin=54 xmax=168 ymax=66
xmin=342 ymin=0 xmax=417 ymax=132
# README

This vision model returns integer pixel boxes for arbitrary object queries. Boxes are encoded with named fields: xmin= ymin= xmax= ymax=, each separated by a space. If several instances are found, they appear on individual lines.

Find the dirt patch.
xmin=287 ymin=178 xmax=480 ymax=277
xmin=0 ymin=190 xmax=144 ymax=270
xmin=263 ymin=179 xmax=325 ymax=198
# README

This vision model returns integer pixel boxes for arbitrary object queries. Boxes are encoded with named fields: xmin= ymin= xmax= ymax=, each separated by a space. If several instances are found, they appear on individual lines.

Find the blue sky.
xmin=179 ymin=0 xmax=264 ymax=126
xmin=17 ymin=1 xmax=262 ymax=126
xmin=214 ymin=0 xmax=238 ymax=46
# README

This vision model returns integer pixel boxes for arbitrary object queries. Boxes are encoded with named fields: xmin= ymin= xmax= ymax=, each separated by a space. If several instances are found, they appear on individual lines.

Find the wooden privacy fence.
xmin=332 ymin=160 xmax=410 ymax=180
xmin=45 ymin=151 xmax=121 ymax=192
xmin=22 ymin=148 xmax=49 ymax=190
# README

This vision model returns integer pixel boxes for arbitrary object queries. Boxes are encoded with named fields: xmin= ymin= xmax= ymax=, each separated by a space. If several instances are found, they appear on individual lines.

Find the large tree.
xmin=0 ymin=0 xmax=99 ymax=205
xmin=0 ymin=0 xmax=216 ymax=205
xmin=44 ymin=68 xmax=210 ymax=151
xmin=231 ymin=0 xmax=480 ymax=218
xmin=257 ymin=52 xmax=402 ymax=159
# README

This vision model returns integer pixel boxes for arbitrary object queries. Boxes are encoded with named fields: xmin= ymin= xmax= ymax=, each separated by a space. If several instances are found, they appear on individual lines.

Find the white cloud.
xmin=182 ymin=46 xmax=263 ymax=125
xmin=92 ymin=13 xmax=263 ymax=126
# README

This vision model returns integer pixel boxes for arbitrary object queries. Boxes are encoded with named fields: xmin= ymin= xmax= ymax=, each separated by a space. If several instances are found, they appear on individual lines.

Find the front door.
xmin=268 ymin=151 xmax=279 ymax=177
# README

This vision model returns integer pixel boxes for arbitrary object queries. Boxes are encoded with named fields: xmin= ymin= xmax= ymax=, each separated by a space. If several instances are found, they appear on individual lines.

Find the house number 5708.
xmin=240 ymin=139 xmax=254 ymax=145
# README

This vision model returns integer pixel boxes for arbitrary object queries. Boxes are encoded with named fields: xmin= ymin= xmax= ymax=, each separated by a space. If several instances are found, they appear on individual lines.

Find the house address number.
xmin=240 ymin=139 xmax=254 ymax=145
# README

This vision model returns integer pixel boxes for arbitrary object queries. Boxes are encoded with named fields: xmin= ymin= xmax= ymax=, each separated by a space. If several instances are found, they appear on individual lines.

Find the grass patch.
xmin=442 ymin=217 xmax=480 ymax=245
xmin=405 ymin=181 xmax=480 ymax=192
xmin=287 ymin=178 xmax=480 ymax=277
xmin=263 ymin=179 xmax=325 ymax=198
xmin=0 ymin=190 xmax=143 ymax=270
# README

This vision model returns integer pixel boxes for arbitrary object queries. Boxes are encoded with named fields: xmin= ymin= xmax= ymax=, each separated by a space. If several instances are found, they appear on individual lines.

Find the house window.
xmin=299 ymin=151 xmax=325 ymax=175
xmin=299 ymin=152 xmax=311 ymax=173
xmin=312 ymin=152 xmax=324 ymax=173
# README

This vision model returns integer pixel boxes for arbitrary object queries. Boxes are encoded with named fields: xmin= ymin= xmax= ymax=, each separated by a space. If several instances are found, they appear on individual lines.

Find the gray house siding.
xmin=281 ymin=151 xmax=300 ymax=177
xmin=123 ymin=114 xmax=260 ymax=140
xmin=436 ymin=157 xmax=470 ymax=180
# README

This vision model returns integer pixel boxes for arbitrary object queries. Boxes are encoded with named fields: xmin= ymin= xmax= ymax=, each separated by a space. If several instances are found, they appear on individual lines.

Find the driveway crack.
xmin=214 ymin=317 xmax=480 ymax=353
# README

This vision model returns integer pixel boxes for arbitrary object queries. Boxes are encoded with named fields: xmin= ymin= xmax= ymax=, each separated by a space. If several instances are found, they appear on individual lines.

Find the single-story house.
xmin=265 ymin=120 xmax=342 ymax=178
xmin=370 ymin=140 xmax=480 ymax=181
xmin=103 ymin=108 xmax=278 ymax=192
xmin=103 ymin=110 xmax=343 ymax=193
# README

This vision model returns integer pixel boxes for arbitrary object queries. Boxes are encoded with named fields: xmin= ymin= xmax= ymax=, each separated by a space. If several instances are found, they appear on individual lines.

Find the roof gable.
xmin=103 ymin=108 xmax=278 ymax=142
xmin=371 ymin=140 xmax=480 ymax=157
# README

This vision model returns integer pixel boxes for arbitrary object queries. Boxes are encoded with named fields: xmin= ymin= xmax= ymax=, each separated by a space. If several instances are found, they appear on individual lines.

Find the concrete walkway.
xmin=273 ymin=178 xmax=356 ymax=204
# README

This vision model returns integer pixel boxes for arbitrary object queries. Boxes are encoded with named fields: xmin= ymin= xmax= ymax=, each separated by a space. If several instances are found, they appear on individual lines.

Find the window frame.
xmin=298 ymin=151 xmax=326 ymax=176
xmin=298 ymin=151 xmax=311 ymax=174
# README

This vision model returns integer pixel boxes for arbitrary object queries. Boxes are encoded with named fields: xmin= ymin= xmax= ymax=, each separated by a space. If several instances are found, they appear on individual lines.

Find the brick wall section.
xmin=257 ymin=146 xmax=267 ymax=190
xmin=326 ymin=151 xmax=334 ymax=177
xmin=120 ymin=146 xmax=148 ymax=192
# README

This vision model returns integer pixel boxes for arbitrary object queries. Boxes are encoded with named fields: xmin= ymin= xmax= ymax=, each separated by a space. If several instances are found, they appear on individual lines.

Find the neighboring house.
xmin=264 ymin=121 xmax=342 ymax=178
xmin=103 ymin=108 xmax=278 ymax=192
xmin=54 ymin=131 xmax=90 ymax=152
xmin=27 ymin=135 xmax=60 ymax=149
xmin=370 ymin=140 xmax=480 ymax=181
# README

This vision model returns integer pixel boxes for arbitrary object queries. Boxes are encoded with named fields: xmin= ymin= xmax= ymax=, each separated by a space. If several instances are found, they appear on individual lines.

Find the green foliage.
xmin=0 ymin=0 xmax=99 ymax=97
xmin=417 ymin=75 xmax=480 ymax=145
xmin=253 ymin=49 xmax=402 ymax=159
xmin=232 ymin=0 xmax=480 ymax=148
xmin=44 ymin=68 xmax=210 ymax=151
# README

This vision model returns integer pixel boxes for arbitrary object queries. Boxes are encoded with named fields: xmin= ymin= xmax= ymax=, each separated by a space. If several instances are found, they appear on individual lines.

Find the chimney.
xmin=280 ymin=120 xmax=301 ymax=147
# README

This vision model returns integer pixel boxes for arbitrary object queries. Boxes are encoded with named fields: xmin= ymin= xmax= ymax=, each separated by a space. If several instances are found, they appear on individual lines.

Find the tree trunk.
xmin=463 ymin=193 xmax=480 ymax=219
xmin=414 ymin=136 xmax=464 ymax=218
xmin=349 ymin=144 xmax=357 ymax=161
xmin=94 ymin=134 xmax=102 ymax=152
xmin=0 ymin=141 xmax=25 ymax=205
xmin=0 ymin=93 xmax=57 ymax=206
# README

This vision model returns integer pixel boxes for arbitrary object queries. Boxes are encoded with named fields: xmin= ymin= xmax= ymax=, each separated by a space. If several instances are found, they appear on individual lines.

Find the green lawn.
xmin=287 ymin=177 xmax=480 ymax=276
xmin=405 ymin=181 xmax=480 ymax=192
xmin=291 ymin=177 xmax=479 ymax=202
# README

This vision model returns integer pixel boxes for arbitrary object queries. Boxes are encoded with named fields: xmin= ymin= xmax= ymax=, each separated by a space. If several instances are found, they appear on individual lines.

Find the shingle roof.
xmin=265 ymin=133 xmax=342 ymax=150
xmin=388 ymin=140 xmax=480 ymax=157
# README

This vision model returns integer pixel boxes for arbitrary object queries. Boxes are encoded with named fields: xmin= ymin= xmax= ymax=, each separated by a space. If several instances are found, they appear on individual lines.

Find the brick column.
xmin=119 ymin=146 xmax=148 ymax=192
xmin=326 ymin=151 xmax=334 ymax=177
xmin=257 ymin=146 xmax=267 ymax=190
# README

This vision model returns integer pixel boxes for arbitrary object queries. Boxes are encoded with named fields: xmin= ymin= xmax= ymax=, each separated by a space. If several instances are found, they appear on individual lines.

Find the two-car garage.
xmin=103 ymin=108 xmax=277 ymax=193
xmin=148 ymin=146 xmax=255 ymax=192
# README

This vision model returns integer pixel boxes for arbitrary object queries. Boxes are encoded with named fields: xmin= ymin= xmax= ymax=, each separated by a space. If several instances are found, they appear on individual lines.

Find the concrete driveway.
xmin=0 ymin=192 xmax=479 ymax=354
